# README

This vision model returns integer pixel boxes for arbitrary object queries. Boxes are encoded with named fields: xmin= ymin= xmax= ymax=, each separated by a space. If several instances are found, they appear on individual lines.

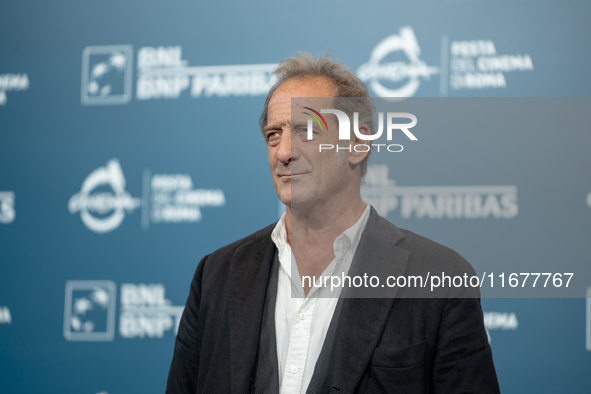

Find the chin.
xmin=284 ymin=191 xmax=319 ymax=210
xmin=275 ymin=189 xmax=291 ymax=207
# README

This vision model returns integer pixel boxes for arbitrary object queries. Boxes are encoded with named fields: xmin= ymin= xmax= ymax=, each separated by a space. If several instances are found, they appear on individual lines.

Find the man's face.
xmin=264 ymin=77 xmax=353 ymax=209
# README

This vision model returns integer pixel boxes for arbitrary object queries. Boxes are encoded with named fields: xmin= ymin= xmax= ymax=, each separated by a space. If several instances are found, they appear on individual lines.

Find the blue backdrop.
xmin=1 ymin=1 xmax=590 ymax=393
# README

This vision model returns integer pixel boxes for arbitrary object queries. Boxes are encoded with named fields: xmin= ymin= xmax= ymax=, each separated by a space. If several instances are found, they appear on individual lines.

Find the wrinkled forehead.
xmin=297 ymin=96 xmax=335 ymax=119
xmin=268 ymin=95 xmax=336 ymax=125
xmin=267 ymin=77 xmax=337 ymax=123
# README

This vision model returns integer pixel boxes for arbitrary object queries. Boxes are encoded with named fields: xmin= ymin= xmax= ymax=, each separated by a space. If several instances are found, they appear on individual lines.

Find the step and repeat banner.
xmin=1 ymin=1 xmax=590 ymax=393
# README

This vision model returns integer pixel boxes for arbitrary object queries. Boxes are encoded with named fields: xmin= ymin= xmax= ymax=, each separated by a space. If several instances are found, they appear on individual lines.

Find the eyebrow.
xmin=292 ymin=120 xmax=311 ymax=126
xmin=263 ymin=123 xmax=284 ymax=132
xmin=262 ymin=120 xmax=315 ymax=133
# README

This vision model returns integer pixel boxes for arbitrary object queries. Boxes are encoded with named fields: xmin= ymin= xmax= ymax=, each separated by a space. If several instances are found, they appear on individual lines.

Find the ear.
xmin=347 ymin=123 xmax=371 ymax=165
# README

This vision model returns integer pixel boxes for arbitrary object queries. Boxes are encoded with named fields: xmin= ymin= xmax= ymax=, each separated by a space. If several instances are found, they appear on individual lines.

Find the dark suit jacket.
xmin=166 ymin=207 xmax=500 ymax=393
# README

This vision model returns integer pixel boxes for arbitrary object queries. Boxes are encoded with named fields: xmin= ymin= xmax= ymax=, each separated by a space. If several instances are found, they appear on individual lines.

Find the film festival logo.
xmin=68 ymin=159 xmax=141 ymax=233
xmin=68 ymin=159 xmax=226 ymax=233
xmin=357 ymin=26 xmax=439 ymax=101
xmin=361 ymin=164 xmax=518 ymax=219
xmin=81 ymin=44 xmax=277 ymax=105
xmin=0 ymin=73 xmax=29 ymax=106
xmin=448 ymin=39 xmax=534 ymax=91
xmin=144 ymin=172 xmax=226 ymax=230
xmin=63 ymin=281 xmax=184 ymax=341
xmin=483 ymin=311 xmax=518 ymax=343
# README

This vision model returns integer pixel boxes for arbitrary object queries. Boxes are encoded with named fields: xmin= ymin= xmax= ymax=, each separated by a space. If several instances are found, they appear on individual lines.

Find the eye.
xmin=295 ymin=127 xmax=316 ymax=140
xmin=266 ymin=131 xmax=281 ymax=145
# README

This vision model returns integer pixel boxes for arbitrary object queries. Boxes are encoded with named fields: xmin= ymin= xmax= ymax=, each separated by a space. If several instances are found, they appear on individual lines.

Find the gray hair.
xmin=259 ymin=51 xmax=375 ymax=179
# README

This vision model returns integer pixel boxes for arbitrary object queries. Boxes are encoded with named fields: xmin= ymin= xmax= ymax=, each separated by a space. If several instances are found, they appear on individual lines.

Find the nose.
xmin=276 ymin=130 xmax=294 ymax=165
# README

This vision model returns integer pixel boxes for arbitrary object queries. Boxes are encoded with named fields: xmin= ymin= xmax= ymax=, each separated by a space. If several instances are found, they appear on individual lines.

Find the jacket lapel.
xmin=310 ymin=208 xmax=410 ymax=394
xmin=228 ymin=226 xmax=276 ymax=394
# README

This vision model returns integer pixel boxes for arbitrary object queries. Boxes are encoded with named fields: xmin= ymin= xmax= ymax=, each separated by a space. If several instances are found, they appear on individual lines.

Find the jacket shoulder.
xmin=397 ymin=227 xmax=475 ymax=275
xmin=398 ymin=227 xmax=462 ymax=259
xmin=205 ymin=222 xmax=276 ymax=263
xmin=365 ymin=208 xmax=474 ymax=276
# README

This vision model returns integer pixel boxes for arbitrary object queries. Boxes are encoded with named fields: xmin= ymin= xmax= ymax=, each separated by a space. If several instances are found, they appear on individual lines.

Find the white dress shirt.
xmin=271 ymin=203 xmax=371 ymax=394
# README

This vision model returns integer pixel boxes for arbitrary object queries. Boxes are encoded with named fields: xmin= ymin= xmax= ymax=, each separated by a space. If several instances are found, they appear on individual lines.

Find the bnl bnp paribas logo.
xmin=362 ymin=165 xmax=518 ymax=219
xmin=81 ymin=45 xmax=277 ymax=105
xmin=68 ymin=159 xmax=225 ymax=233
xmin=63 ymin=280 xmax=184 ymax=341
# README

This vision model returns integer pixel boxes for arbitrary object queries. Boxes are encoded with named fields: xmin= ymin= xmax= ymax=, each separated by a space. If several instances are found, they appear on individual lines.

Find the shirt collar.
xmin=271 ymin=211 xmax=287 ymax=249
xmin=338 ymin=202 xmax=371 ymax=256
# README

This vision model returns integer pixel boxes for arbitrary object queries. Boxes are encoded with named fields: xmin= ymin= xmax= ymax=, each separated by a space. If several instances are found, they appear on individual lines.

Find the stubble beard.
xmin=336 ymin=140 xmax=348 ymax=164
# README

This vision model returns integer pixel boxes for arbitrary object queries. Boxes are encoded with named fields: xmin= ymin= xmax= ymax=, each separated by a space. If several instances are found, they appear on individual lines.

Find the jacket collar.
xmin=308 ymin=206 xmax=410 ymax=394
xmin=228 ymin=225 xmax=277 ymax=394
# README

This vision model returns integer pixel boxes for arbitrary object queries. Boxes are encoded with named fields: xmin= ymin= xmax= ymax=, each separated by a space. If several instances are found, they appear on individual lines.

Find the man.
xmin=166 ymin=52 xmax=500 ymax=393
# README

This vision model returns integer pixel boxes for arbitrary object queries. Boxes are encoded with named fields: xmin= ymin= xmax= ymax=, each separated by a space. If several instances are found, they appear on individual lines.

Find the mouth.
xmin=278 ymin=172 xmax=306 ymax=178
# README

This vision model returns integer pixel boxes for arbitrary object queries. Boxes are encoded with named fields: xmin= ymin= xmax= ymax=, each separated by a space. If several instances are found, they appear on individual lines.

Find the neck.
xmin=285 ymin=192 xmax=366 ymax=247
xmin=284 ymin=192 xmax=366 ymax=296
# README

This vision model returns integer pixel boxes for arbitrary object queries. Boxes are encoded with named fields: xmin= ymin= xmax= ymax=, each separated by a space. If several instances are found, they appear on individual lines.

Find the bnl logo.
xmin=81 ymin=45 xmax=133 ymax=105
xmin=63 ymin=281 xmax=117 ymax=341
